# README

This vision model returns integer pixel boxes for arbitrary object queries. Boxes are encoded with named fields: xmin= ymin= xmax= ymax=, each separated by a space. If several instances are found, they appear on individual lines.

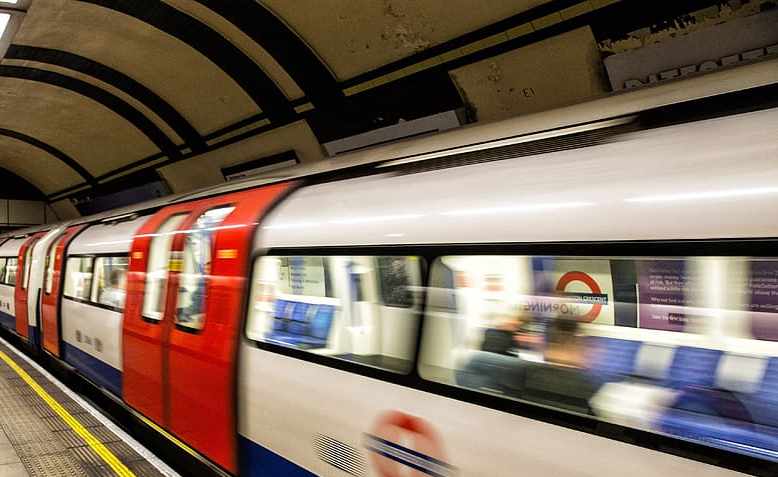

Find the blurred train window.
xmin=44 ymin=242 xmax=57 ymax=294
xmin=0 ymin=258 xmax=6 ymax=286
xmin=418 ymin=254 xmax=778 ymax=460
xmin=4 ymin=258 xmax=17 ymax=286
xmin=92 ymin=256 xmax=129 ymax=310
xmin=377 ymin=256 xmax=415 ymax=308
xmin=142 ymin=214 xmax=187 ymax=321
xmin=176 ymin=206 xmax=235 ymax=331
xmin=246 ymin=255 xmax=423 ymax=374
xmin=22 ymin=242 xmax=35 ymax=289
xmin=63 ymin=256 xmax=94 ymax=301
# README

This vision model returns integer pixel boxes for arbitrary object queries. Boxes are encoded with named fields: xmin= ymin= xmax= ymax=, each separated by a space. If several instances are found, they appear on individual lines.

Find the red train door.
xmin=15 ymin=232 xmax=47 ymax=339
xmin=41 ymin=225 xmax=86 ymax=357
xmin=167 ymin=183 xmax=290 ymax=473
xmin=123 ymin=203 xmax=195 ymax=424
xmin=123 ymin=182 xmax=291 ymax=474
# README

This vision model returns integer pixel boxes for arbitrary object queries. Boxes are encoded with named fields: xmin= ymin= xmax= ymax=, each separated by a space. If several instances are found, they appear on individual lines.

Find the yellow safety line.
xmin=133 ymin=412 xmax=199 ymax=458
xmin=0 ymin=350 xmax=136 ymax=477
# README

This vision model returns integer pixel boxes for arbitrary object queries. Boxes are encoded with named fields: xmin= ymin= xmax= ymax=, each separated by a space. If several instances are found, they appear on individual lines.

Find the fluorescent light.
xmin=625 ymin=187 xmax=778 ymax=203
xmin=0 ymin=1 xmax=18 ymax=4
xmin=441 ymin=201 xmax=595 ymax=217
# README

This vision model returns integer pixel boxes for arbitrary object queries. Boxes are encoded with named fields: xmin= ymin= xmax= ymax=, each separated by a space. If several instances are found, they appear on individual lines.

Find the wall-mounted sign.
xmin=604 ymin=9 xmax=778 ymax=91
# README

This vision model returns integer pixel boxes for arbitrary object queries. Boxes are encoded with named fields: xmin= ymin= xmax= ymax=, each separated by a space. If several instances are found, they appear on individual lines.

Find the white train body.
xmin=1 ymin=61 xmax=777 ymax=476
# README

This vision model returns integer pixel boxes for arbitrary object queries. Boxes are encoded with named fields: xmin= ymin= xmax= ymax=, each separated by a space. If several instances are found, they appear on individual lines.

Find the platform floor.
xmin=0 ymin=339 xmax=177 ymax=477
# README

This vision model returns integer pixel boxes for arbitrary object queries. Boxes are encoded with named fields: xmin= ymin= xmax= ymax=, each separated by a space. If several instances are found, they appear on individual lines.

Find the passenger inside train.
xmin=414 ymin=254 xmax=778 ymax=458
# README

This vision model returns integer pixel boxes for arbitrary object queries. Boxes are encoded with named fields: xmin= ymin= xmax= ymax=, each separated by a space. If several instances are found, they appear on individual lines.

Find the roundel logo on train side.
xmin=365 ymin=411 xmax=456 ymax=477
xmin=555 ymin=271 xmax=608 ymax=322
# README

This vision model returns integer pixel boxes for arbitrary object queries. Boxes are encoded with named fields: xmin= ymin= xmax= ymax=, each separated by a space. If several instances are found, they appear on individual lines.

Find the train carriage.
xmin=0 ymin=59 xmax=776 ymax=476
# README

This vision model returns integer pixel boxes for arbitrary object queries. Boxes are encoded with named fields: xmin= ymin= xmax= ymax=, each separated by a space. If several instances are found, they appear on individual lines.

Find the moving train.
xmin=1 ymin=60 xmax=777 ymax=477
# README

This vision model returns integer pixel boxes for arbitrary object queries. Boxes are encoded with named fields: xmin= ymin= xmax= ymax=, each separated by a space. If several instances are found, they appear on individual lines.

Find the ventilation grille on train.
xmin=385 ymin=119 xmax=640 ymax=176
xmin=314 ymin=433 xmax=367 ymax=476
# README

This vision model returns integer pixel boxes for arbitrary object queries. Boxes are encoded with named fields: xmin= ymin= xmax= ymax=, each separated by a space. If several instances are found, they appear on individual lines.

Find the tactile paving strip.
xmin=0 ymin=341 xmax=167 ymax=477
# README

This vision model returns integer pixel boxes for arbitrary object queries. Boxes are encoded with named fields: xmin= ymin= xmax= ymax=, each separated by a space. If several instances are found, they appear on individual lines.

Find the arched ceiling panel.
xmin=6 ymin=45 xmax=202 ymax=148
xmin=0 ymin=135 xmax=82 ymax=194
xmin=163 ymin=0 xmax=305 ymax=101
xmin=2 ymin=56 xmax=186 ymax=147
xmin=0 ymin=77 xmax=159 ymax=177
xmin=15 ymin=0 xmax=259 ymax=134
xmin=77 ymin=0 xmax=294 ymax=121
xmin=260 ymin=0 xmax=554 ymax=80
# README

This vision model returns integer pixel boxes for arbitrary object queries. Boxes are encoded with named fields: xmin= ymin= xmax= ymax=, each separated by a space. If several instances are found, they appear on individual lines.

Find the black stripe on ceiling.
xmin=0 ymin=65 xmax=181 ymax=160
xmin=6 ymin=45 xmax=206 ymax=152
xmin=78 ymin=0 xmax=295 ymax=122
xmin=192 ymin=0 xmax=342 ymax=108
xmin=0 ymin=128 xmax=95 ymax=184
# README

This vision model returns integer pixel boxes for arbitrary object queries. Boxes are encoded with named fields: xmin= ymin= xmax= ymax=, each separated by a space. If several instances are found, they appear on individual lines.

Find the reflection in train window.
xmin=246 ymin=255 xmax=423 ymax=373
xmin=44 ymin=241 xmax=57 ymax=294
xmin=142 ymin=214 xmax=187 ymax=321
xmin=63 ymin=257 xmax=93 ymax=300
xmin=176 ymin=206 xmax=235 ymax=330
xmin=92 ymin=256 xmax=129 ymax=310
xmin=0 ymin=258 xmax=6 ymax=286
xmin=4 ymin=258 xmax=17 ymax=286
xmin=418 ymin=255 xmax=778 ymax=460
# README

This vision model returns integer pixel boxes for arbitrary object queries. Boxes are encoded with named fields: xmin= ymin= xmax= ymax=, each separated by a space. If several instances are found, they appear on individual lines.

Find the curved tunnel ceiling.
xmin=0 ymin=0 xmax=749 ymax=208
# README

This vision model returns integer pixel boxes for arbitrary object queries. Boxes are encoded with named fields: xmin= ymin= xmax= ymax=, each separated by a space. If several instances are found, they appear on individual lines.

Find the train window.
xmin=176 ymin=206 xmax=235 ymax=330
xmin=418 ymin=254 xmax=778 ymax=460
xmin=142 ymin=214 xmax=187 ymax=321
xmin=63 ymin=256 xmax=93 ymax=301
xmin=0 ymin=258 xmax=6 ymax=286
xmin=92 ymin=256 xmax=129 ymax=310
xmin=44 ymin=242 xmax=57 ymax=294
xmin=376 ymin=256 xmax=415 ymax=308
xmin=5 ymin=258 xmax=18 ymax=286
xmin=22 ymin=242 xmax=35 ymax=289
xmin=246 ymin=255 xmax=423 ymax=374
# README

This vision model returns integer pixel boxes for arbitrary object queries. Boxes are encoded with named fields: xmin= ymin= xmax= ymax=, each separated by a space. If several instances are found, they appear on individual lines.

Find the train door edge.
xmin=15 ymin=231 xmax=47 ymax=342
xmin=41 ymin=225 xmax=88 ymax=358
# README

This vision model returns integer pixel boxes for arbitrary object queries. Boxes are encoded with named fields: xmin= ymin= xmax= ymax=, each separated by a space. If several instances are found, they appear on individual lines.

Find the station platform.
xmin=0 ymin=338 xmax=177 ymax=477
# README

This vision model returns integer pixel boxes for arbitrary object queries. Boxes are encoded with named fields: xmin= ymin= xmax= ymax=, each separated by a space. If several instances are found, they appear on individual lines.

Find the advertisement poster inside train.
xmin=279 ymin=256 xmax=327 ymax=296
xmin=525 ymin=258 xmax=615 ymax=325
xmin=637 ymin=260 xmax=705 ymax=332
xmin=741 ymin=260 xmax=778 ymax=341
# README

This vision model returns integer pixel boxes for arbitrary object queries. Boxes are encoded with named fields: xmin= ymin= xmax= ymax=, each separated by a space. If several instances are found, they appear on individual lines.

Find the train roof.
xmin=259 ymin=106 xmax=778 ymax=247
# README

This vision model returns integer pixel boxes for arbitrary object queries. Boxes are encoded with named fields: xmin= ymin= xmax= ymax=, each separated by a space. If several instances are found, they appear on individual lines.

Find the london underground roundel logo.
xmin=555 ymin=271 xmax=603 ymax=322
xmin=365 ymin=411 xmax=456 ymax=477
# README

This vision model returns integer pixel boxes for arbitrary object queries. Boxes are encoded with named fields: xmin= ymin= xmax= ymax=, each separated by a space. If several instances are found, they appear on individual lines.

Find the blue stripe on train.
xmin=239 ymin=435 xmax=316 ymax=477
xmin=0 ymin=311 xmax=14 ymax=330
xmin=62 ymin=342 xmax=122 ymax=396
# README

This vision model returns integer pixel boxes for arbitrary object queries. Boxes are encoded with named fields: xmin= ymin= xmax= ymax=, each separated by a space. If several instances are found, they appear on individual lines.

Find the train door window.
xmin=175 ymin=206 xmax=235 ymax=331
xmin=44 ymin=242 xmax=57 ymax=294
xmin=142 ymin=214 xmax=187 ymax=321
xmin=63 ymin=257 xmax=94 ymax=300
xmin=22 ymin=242 xmax=35 ymax=289
xmin=246 ymin=255 xmax=423 ymax=373
xmin=5 ymin=258 xmax=18 ymax=286
xmin=92 ymin=256 xmax=129 ymax=310
xmin=0 ymin=258 xmax=6 ymax=285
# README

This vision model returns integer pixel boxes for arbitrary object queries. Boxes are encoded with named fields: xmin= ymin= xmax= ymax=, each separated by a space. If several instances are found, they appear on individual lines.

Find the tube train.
xmin=1 ymin=61 xmax=778 ymax=477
